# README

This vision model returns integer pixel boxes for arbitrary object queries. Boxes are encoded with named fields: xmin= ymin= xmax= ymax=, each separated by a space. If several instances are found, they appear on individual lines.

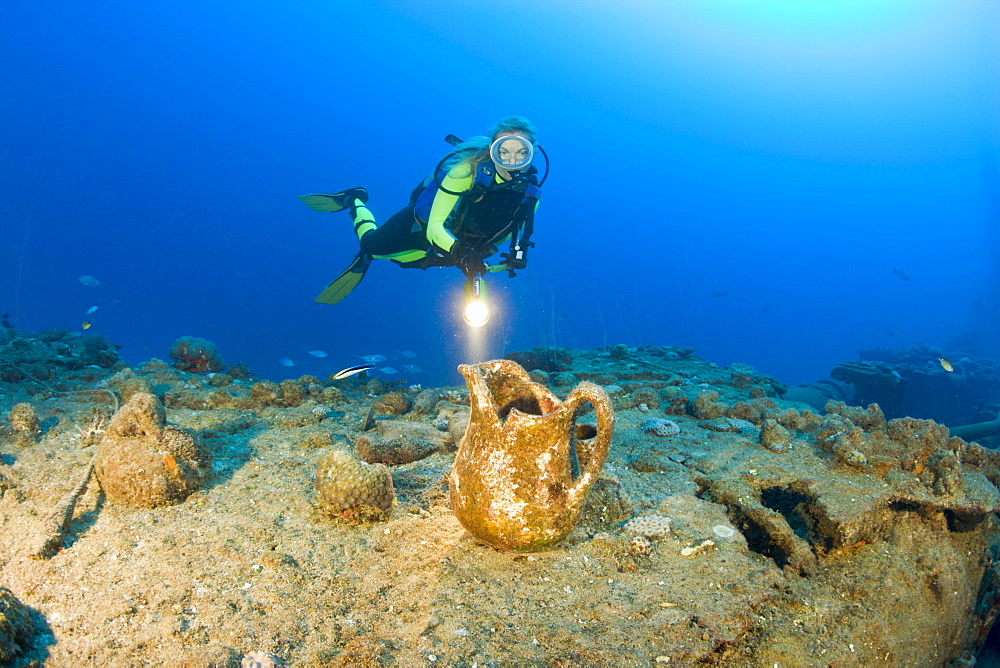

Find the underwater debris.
xmin=355 ymin=433 xmax=439 ymax=466
xmin=412 ymin=388 xmax=440 ymax=414
xmin=26 ymin=456 xmax=97 ymax=558
xmin=449 ymin=359 xmax=614 ymax=551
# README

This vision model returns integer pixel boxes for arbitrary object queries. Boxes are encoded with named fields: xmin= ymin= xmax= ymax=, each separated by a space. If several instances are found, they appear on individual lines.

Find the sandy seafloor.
xmin=2 ymin=338 xmax=1000 ymax=666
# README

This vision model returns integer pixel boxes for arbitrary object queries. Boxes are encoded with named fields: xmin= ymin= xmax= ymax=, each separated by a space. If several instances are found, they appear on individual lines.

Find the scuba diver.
xmin=299 ymin=116 xmax=545 ymax=305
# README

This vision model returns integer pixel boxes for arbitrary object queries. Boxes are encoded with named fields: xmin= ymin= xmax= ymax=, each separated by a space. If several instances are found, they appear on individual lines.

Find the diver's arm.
xmin=520 ymin=199 xmax=539 ymax=245
xmin=505 ymin=199 xmax=539 ymax=269
xmin=425 ymin=165 xmax=474 ymax=253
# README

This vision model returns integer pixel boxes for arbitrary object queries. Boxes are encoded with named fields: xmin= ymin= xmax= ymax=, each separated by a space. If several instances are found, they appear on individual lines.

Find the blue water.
xmin=2 ymin=1 xmax=998 ymax=387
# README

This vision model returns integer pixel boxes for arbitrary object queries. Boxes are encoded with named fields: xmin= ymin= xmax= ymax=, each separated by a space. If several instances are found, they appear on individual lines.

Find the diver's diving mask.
xmin=490 ymin=135 xmax=534 ymax=172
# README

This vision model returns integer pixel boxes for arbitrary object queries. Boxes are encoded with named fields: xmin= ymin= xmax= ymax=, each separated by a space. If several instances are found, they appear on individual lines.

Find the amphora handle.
xmin=561 ymin=381 xmax=615 ymax=499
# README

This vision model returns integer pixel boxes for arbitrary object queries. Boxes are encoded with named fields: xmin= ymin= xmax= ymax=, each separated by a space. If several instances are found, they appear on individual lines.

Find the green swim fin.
xmin=315 ymin=253 xmax=371 ymax=304
xmin=299 ymin=187 xmax=369 ymax=213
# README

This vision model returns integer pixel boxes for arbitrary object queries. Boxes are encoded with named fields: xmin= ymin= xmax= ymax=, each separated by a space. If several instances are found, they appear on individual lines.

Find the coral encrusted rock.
xmin=94 ymin=392 xmax=211 ymax=508
xmin=640 ymin=418 xmax=680 ymax=437
xmin=8 ymin=402 xmax=41 ymax=447
xmin=316 ymin=449 xmax=395 ymax=521
xmin=169 ymin=336 xmax=225 ymax=373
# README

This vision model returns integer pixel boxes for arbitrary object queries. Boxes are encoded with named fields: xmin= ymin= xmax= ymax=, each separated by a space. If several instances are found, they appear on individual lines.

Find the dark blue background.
xmin=2 ymin=1 xmax=998 ymax=386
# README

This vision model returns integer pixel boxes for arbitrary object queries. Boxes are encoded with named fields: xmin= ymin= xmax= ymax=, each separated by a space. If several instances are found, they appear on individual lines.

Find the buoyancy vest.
xmin=412 ymin=160 xmax=540 ymax=251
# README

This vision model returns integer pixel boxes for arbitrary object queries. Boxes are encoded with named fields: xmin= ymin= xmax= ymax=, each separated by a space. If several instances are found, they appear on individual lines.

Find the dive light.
xmin=462 ymin=274 xmax=490 ymax=328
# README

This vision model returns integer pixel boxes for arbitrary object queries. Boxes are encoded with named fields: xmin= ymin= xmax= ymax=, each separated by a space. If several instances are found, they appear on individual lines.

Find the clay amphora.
xmin=448 ymin=359 xmax=615 ymax=551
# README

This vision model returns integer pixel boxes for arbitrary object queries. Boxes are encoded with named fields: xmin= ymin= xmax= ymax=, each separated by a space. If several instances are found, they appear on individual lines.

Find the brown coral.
xmin=630 ymin=386 xmax=661 ymax=410
xmin=249 ymin=380 xmax=284 ymax=407
xmin=759 ymin=418 xmax=791 ymax=452
xmin=825 ymin=400 xmax=887 ymax=432
xmin=94 ymin=393 xmax=210 ymax=508
xmin=662 ymin=387 xmax=690 ymax=415
xmin=318 ymin=386 xmax=347 ymax=405
xmin=693 ymin=390 xmax=727 ymax=419
xmin=315 ymin=449 xmax=394 ymax=521
xmin=279 ymin=379 xmax=308 ymax=406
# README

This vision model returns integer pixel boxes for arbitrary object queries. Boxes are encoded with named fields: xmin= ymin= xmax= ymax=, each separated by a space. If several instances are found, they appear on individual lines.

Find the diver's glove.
xmin=449 ymin=240 xmax=489 ymax=277
xmin=501 ymin=251 xmax=527 ymax=271
xmin=501 ymin=243 xmax=531 ymax=276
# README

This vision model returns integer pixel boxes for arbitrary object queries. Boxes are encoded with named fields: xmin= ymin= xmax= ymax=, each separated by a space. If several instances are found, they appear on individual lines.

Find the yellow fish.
xmin=938 ymin=358 xmax=953 ymax=372
xmin=82 ymin=321 xmax=92 ymax=330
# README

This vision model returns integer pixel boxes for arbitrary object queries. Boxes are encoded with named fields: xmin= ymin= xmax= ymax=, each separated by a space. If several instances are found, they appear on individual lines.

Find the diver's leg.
xmin=358 ymin=204 xmax=426 ymax=256
xmin=350 ymin=197 xmax=377 ymax=240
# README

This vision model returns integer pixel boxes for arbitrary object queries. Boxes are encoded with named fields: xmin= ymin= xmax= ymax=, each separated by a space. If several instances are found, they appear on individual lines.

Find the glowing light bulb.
xmin=463 ymin=300 xmax=490 ymax=328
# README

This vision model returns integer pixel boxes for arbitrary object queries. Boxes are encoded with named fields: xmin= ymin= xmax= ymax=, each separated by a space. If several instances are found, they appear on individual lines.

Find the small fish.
xmin=277 ymin=358 xmax=295 ymax=367
xmin=78 ymin=275 xmax=101 ymax=287
xmin=361 ymin=354 xmax=388 ymax=364
xmin=307 ymin=350 xmax=328 ymax=358
xmin=938 ymin=358 xmax=954 ymax=372
xmin=760 ymin=302 xmax=771 ymax=314
xmin=81 ymin=320 xmax=92 ymax=330
xmin=85 ymin=305 xmax=99 ymax=315
xmin=402 ymin=364 xmax=422 ymax=373
xmin=892 ymin=267 xmax=911 ymax=282
xmin=379 ymin=366 xmax=398 ymax=375
xmin=711 ymin=290 xmax=728 ymax=298
xmin=398 ymin=350 xmax=418 ymax=359
xmin=332 ymin=363 xmax=375 ymax=380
